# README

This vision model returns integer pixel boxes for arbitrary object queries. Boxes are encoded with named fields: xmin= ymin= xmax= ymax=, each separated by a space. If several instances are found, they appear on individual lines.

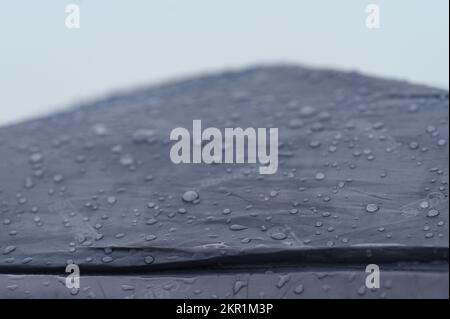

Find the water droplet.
xmin=271 ymin=232 xmax=287 ymax=240
xmin=409 ymin=104 xmax=419 ymax=113
xmin=24 ymin=177 xmax=35 ymax=189
xmin=121 ymin=284 xmax=135 ymax=291
xmin=322 ymin=211 xmax=331 ymax=218
xmin=425 ymin=232 xmax=434 ymax=239
xmin=107 ymin=196 xmax=117 ymax=205
xmin=419 ymin=201 xmax=429 ymax=209
xmin=111 ymin=144 xmax=123 ymax=153
xmin=345 ymin=120 xmax=356 ymax=129
xmin=294 ymin=284 xmax=304 ymax=295
xmin=437 ymin=139 xmax=447 ymax=147
xmin=132 ymin=129 xmax=155 ymax=144
xmin=7 ymin=285 xmax=18 ymax=291
xmin=120 ymin=154 xmax=134 ymax=167
xmin=92 ymin=123 xmax=109 ymax=136
xmin=427 ymin=209 xmax=440 ymax=218
xmin=365 ymin=204 xmax=379 ymax=213
xmin=146 ymin=218 xmax=158 ymax=225
xmin=357 ymin=286 xmax=366 ymax=296
xmin=144 ymin=256 xmax=155 ymax=264
xmin=288 ymin=119 xmax=304 ymax=129
xmin=315 ymin=172 xmax=325 ymax=181
xmin=409 ymin=141 xmax=419 ymax=150
xmin=299 ymin=105 xmax=317 ymax=117
xmin=3 ymin=245 xmax=16 ymax=255
xmin=277 ymin=275 xmax=290 ymax=288
xmin=309 ymin=140 xmax=321 ymax=148
xmin=426 ymin=125 xmax=437 ymax=133
xmin=53 ymin=174 xmax=64 ymax=183
xmin=319 ymin=111 xmax=331 ymax=121
xmin=182 ymin=190 xmax=199 ymax=203
xmin=29 ymin=152 xmax=43 ymax=164
xmin=145 ymin=234 xmax=157 ymax=241
xmin=372 ymin=122 xmax=384 ymax=130
xmin=75 ymin=155 xmax=85 ymax=163
xmin=101 ymin=256 xmax=113 ymax=263
xmin=230 ymin=224 xmax=248 ymax=231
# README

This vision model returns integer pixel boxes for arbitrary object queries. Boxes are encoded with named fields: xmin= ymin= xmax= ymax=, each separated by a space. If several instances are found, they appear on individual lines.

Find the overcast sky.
xmin=0 ymin=0 xmax=448 ymax=126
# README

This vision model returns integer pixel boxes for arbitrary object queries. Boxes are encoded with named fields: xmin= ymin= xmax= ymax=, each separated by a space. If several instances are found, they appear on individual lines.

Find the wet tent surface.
xmin=0 ymin=269 xmax=446 ymax=299
xmin=0 ymin=66 xmax=448 ymax=298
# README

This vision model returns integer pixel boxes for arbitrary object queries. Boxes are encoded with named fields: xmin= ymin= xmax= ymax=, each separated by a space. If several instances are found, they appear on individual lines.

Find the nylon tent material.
xmin=0 ymin=66 xmax=448 ymax=298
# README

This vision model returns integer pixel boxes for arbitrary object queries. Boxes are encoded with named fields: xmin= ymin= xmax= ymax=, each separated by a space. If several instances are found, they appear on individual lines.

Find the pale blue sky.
xmin=0 ymin=0 xmax=448 ymax=126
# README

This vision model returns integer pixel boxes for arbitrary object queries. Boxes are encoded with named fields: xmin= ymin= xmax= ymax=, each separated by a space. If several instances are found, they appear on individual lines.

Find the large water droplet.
xmin=182 ymin=190 xmax=199 ymax=203
xmin=271 ymin=232 xmax=287 ymax=240
xmin=427 ymin=209 xmax=440 ymax=218
xmin=365 ymin=204 xmax=379 ymax=213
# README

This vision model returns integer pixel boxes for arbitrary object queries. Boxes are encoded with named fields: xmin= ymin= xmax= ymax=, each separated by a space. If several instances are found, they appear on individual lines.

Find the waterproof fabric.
xmin=0 ymin=66 xmax=448 ymax=298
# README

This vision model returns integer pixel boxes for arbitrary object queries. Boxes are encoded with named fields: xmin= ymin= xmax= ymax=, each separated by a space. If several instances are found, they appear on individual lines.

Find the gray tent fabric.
xmin=0 ymin=65 xmax=448 ymax=298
